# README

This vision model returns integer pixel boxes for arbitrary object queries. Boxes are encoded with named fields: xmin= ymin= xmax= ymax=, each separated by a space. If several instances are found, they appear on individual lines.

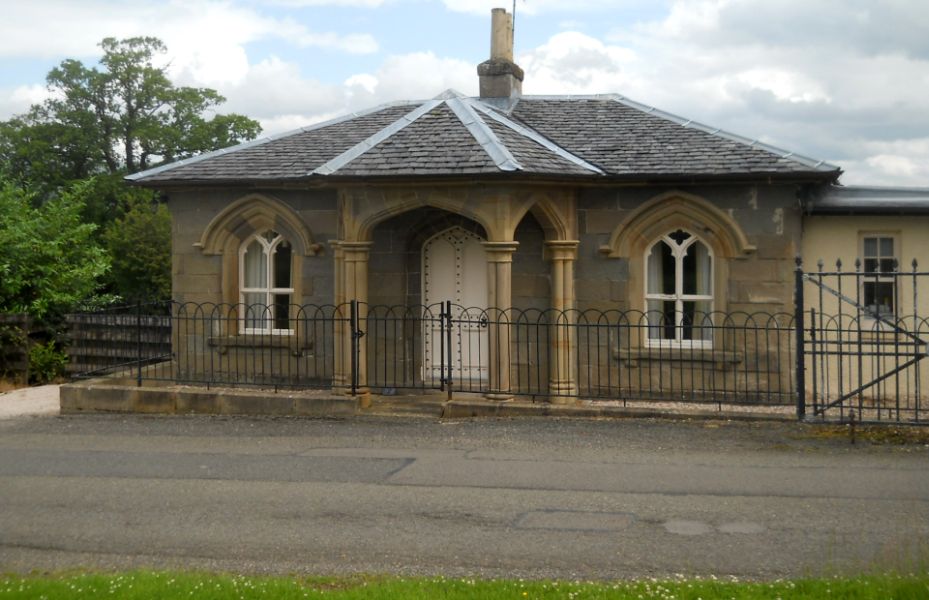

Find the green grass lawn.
xmin=1 ymin=571 xmax=928 ymax=599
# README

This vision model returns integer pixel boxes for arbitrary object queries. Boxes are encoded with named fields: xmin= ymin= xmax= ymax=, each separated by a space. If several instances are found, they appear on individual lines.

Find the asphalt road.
xmin=0 ymin=413 xmax=927 ymax=580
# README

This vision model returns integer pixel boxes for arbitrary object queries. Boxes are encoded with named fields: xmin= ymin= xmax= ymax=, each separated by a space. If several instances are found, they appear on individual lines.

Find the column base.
xmin=485 ymin=392 xmax=514 ymax=401
xmin=350 ymin=387 xmax=371 ymax=408
xmin=548 ymin=380 xmax=577 ymax=398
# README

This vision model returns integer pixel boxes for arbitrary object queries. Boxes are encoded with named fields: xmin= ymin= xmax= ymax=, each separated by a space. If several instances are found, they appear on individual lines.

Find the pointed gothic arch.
xmin=601 ymin=190 xmax=755 ymax=259
xmin=197 ymin=193 xmax=319 ymax=257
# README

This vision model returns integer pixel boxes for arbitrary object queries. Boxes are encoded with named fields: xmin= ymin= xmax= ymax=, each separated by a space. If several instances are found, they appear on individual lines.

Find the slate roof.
xmin=128 ymin=89 xmax=840 ymax=185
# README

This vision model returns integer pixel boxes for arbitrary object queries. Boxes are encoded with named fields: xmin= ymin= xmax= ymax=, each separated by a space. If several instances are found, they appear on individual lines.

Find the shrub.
xmin=28 ymin=341 xmax=68 ymax=384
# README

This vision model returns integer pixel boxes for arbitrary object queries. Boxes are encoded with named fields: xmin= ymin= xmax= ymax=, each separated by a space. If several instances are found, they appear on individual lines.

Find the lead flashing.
xmin=446 ymin=95 xmax=522 ymax=172
xmin=311 ymin=98 xmax=444 ymax=175
xmin=468 ymin=98 xmax=604 ymax=174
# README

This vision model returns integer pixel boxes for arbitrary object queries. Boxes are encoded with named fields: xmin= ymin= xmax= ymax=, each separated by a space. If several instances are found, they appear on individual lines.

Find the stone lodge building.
xmin=127 ymin=9 xmax=875 ymax=404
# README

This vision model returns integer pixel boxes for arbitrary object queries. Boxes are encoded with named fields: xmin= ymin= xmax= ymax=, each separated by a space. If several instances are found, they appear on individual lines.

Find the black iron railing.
xmin=64 ymin=258 xmax=929 ymax=424
xmin=68 ymin=300 xmax=797 ymax=407
xmin=800 ymin=258 xmax=928 ymax=424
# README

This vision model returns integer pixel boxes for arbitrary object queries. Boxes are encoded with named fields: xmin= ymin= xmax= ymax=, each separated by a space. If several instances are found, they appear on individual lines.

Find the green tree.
xmin=0 ymin=36 xmax=262 ymax=303
xmin=0 ymin=36 xmax=261 ymax=196
xmin=0 ymin=37 xmax=261 ymax=181
xmin=104 ymin=196 xmax=171 ymax=301
xmin=0 ymin=179 xmax=109 ymax=322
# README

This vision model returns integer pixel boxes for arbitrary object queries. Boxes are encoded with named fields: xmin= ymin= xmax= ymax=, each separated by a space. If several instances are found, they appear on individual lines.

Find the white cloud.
xmin=838 ymin=138 xmax=929 ymax=186
xmin=0 ymin=84 xmax=51 ymax=118
xmin=443 ymin=0 xmax=644 ymax=17
xmin=290 ymin=31 xmax=379 ymax=54
xmin=520 ymin=32 xmax=637 ymax=95
xmin=213 ymin=51 xmax=476 ymax=137
xmin=0 ymin=0 xmax=381 ymax=119
xmin=0 ymin=1 xmax=378 ymax=70
xmin=345 ymin=73 xmax=378 ymax=95
xmin=270 ymin=0 xmax=386 ymax=6
xmin=258 ymin=112 xmax=343 ymax=135
xmin=217 ymin=57 xmax=344 ymax=120
xmin=585 ymin=0 xmax=929 ymax=185
xmin=342 ymin=51 xmax=477 ymax=111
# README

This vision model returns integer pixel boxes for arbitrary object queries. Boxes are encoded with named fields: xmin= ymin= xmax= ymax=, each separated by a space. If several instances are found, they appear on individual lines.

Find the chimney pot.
xmin=490 ymin=8 xmax=513 ymax=61
xmin=478 ymin=8 xmax=523 ymax=100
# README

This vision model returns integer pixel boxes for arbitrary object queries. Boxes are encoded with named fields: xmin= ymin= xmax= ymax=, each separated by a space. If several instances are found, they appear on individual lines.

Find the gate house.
xmin=123 ymin=9 xmax=927 ymax=418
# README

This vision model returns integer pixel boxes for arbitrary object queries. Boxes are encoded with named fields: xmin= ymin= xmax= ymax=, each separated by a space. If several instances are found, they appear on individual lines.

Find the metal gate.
xmin=797 ymin=259 xmax=928 ymax=423
xmin=353 ymin=300 xmax=488 ymax=396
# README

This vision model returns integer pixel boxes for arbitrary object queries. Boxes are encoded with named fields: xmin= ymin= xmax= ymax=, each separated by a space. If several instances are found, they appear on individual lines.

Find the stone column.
xmin=482 ymin=241 xmax=518 ymax=400
xmin=546 ymin=240 xmax=580 ymax=401
xmin=330 ymin=241 xmax=346 ymax=390
xmin=341 ymin=241 xmax=372 ymax=400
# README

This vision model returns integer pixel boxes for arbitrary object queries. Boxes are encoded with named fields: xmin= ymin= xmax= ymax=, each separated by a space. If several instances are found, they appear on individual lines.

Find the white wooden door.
xmin=422 ymin=227 xmax=489 ymax=382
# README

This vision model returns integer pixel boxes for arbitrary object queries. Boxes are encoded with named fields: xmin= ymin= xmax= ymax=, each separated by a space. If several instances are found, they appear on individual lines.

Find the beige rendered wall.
xmin=800 ymin=214 xmax=929 ymax=413
xmin=801 ymin=215 xmax=929 ymax=317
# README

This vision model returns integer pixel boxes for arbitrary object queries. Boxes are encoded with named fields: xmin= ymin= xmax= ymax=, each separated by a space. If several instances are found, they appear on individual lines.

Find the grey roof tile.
xmin=336 ymin=104 xmax=499 ymax=176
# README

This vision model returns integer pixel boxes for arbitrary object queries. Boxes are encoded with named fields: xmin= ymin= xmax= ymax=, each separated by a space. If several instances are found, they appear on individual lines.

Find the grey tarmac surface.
xmin=0 ymin=413 xmax=927 ymax=580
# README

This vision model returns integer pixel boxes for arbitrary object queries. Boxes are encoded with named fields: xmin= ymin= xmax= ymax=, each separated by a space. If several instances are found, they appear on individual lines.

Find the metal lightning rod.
xmin=512 ymin=0 xmax=517 ymax=49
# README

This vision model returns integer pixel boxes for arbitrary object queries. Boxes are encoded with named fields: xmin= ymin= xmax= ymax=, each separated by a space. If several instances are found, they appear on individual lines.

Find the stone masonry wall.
xmin=574 ymin=184 xmax=802 ymax=315
xmin=168 ymin=188 xmax=338 ymax=308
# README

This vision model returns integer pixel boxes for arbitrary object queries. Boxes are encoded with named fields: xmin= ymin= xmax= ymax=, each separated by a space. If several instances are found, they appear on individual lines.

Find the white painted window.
xmin=861 ymin=235 xmax=897 ymax=317
xmin=239 ymin=230 xmax=293 ymax=334
xmin=645 ymin=229 xmax=713 ymax=347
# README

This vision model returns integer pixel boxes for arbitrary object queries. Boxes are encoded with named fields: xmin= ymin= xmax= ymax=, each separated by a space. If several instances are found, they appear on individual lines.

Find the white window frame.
xmin=859 ymin=232 xmax=899 ymax=320
xmin=644 ymin=231 xmax=714 ymax=349
xmin=239 ymin=231 xmax=294 ymax=335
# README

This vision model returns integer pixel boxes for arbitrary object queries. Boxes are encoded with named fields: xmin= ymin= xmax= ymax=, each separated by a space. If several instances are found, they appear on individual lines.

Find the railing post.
xmin=794 ymin=257 xmax=806 ymax=420
xmin=350 ymin=299 xmax=359 ymax=396
xmin=136 ymin=300 xmax=143 ymax=387
xmin=446 ymin=300 xmax=454 ymax=400
xmin=439 ymin=302 xmax=446 ymax=390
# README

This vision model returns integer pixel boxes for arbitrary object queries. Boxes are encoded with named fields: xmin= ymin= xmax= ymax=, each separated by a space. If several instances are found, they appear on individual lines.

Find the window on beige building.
xmin=861 ymin=234 xmax=897 ymax=317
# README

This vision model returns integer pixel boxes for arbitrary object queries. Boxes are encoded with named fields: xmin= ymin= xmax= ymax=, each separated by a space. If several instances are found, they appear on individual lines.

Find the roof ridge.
xmin=126 ymin=100 xmax=422 ymax=182
xmin=468 ymin=98 xmax=604 ymax=175
xmin=311 ymin=98 xmax=445 ymax=175
xmin=445 ymin=96 xmax=521 ymax=172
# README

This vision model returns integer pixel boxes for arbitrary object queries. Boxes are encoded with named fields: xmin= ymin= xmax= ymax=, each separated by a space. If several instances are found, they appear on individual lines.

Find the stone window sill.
xmin=613 ymin=348 xmax=743 ymax=370
xmin=209 ymin=336 xmax=313 ymax=356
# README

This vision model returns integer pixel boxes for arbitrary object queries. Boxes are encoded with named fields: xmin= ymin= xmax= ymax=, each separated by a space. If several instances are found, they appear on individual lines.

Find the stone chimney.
xmin=477 ymin=8 xmax=523 ymax=99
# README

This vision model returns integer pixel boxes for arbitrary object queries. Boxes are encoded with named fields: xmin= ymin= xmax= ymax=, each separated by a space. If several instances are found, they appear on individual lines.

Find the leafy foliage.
xmin=0 ymin=36 xmax=262 ymax=308
xmin=28 ymin=341 xmax=68 ymax=384
xmin=0 ymin=36 xmax=261 ymax=195
xmin=0 ymin=180 xmax=109 ymax=322
xmin=104 ymin=196 xmax=172 ymax=301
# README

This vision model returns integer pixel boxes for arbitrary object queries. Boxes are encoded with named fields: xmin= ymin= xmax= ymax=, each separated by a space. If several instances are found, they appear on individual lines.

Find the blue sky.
xmin=1 ymin=0 xmax=928 ymax=186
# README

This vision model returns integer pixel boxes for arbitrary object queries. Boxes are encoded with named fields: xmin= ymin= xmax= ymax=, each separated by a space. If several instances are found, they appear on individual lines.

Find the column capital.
xmin=544 ymin=240 xmax=580 ymax=261
xmin=482 ymin=241 xmax=519 ymax=262
xmin=339 ymin=241 xmax=373 ymax=260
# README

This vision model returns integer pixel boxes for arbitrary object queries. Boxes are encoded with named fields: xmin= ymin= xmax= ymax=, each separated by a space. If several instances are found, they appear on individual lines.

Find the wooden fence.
xmin=65 ymin=310 xmax=171 ymax=378
xmin=0 ymin=313 xmax=31 ymax=383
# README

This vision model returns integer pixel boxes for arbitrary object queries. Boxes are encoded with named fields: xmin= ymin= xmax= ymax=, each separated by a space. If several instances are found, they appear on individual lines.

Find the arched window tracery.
xmin=645 ymin=229 xmax=713 ymax=346
xmin=239 ymin=230 xmax=293 ymax=333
